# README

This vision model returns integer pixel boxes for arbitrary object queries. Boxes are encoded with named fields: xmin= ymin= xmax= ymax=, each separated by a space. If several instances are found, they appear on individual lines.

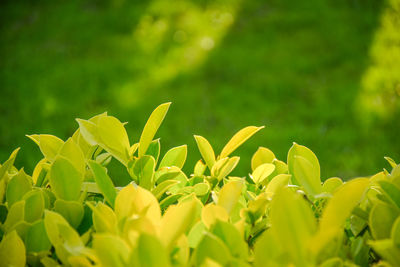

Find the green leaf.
xmin=220 ymin=126 xmax=264 ymax=158
xmin=6 ymin=169 xmax=32 ymax=207
xmin=159 ymin=145 xmax=187 ymax=169
xmin=194 ymin=232 xmax=231 ymax=266
xmin=3 ymin=200 xmax=25 ymax=233
xmin=251 ymin=147 xmax=275 ymax=171
xmin=194 ymin=160 xmax=207 ymax=176
xmin=194 ymin=135 xmax=216 ymax=170
xmin=27 ymin=134 xmax=64 ymax=161
xmin=145 ymin=139 xmax=161 ymax=163
xmin=0 ymin=148 xmax=20 ymax=180
xmin=76 ymin=118 xmax=100 ymax=146
xmin=292 ymin=155 xmax=322 ymax=197
xmin=88 ymin=160 xmax=117 ymax=207
xmin=211 ymin=220 xmax=248 ymax=259
xmin=217 ymin=180 xmax=244 ymax=214
xmin=251 ymin=163 xmax=275 ymax=184
xmin=25 ymin=220 xmax=51 ymax=253
xmin=134 ymin=156 xmax=156 ymax=190
xmin=391 ymin=217 xmax=400 ymax=247
xmin=159 ymin=198 xmax=197 ymax=249
xmin=152 ymin=180 xmax=180 ymax=199
xmin=0 ymin=230 xmax=26 ymax=267
xmin=139 ymin=102 xmax=171 ymax=157
xmin=131 ymin=233 xmax=170 ymax=267
xmin=369 ymin=202 xmax=399 ymax=240
xmin=288 ymin=143 xmax=320 ymax=186
xmin=379 ymin=180 xmax=400 ymax=209
xmin=54 ymin=199 xmax=84 ymax=228
xmin=193 ymin=183 xmax=210 ymax=196
xmin=49 ymin=156 xmax=83 ymax=201
xmin=23 ymin=190 xmax=45 ymax=223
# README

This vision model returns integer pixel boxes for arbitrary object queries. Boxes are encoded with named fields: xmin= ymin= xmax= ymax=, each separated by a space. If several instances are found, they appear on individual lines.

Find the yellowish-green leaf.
xmin=139 ymin=102 xmax=171 ymax=157
xmin=312 ymin=178 xmax=370 ymax=255
xmin=115 ymin=184 xmax=161 ymax=225
xmin=131 ymin=233 xmax=170 ymax=267
xmin=270 ymin=187 xmax=317 ymax=266
xmin=50 ymin=156 xmax=83 ymax=201
xmin=217 ymin=180 xmax=244 ymax=214
xmin=54 ymin=199 xmax=84 ymax=228
xmin=251 ymin=163 xmax=275 ymax=184
xmin=25 ymin=220 xmax=51 ymax=253
xmin=97 ymin=116 xmax=130 ymax=165
xmin=23 ymin=189 xmax=45 ymax=223
xmin=194 ymin=160 xmax=207 ymax=176
xmin=292 ymin=155 xmax=322 ymax=197
xmin=27 ymin=134 xmax=64 ymax=161
xmin=322 ymin=177 xmax=343 ymax=193
xmin=264 ymin=174 xmax=291 ymax=199
xmin=0 ymin=230 xmax=26 ymax=267
xmin=159 ymin=145 xmax=187 ymax=169
xmin=134 ymin=156 xmax=156 ymax=190
xmin=159 ymin=198 xmax=197 ymax=249
xmin=152 ymin=180 xmax=180 ymax=199
xmin=88 ymin=202 xmax=118 ymax=234
xmin=251 ymin=147 xmax=275 ymax=171
xmin=88 ymin=160 xmax=117 ymax=207
xmin=220 ymin=126 xmax=264 ymax=158
xmin=93 ymin=234 xmax=130 ymax=267
xmin=194 ymin=232 xmax=231 ymax=266
xmin=202 ymin=204 xmax=229 ymax=228
xmin=211 ymin=220 xmax=247 ymax=259
xmin=369 ymin=202 xmax=399 ymax=240
xmin=6 ymin=169 xmax=32 ymax=207
xmin=194 ymin=135 xmax=216 ymax=170
xmin=288 ymin=143 xmax=320 ymax=185
xmin=76 ymin=119 xmax=100 ymax=146
xmin=59 ymin=138 xmax=85 ymax=174
xmin=214 ymin=157 xmax=240 ymax=180
xmin=391 ymin=217 xmax=400 ymax=247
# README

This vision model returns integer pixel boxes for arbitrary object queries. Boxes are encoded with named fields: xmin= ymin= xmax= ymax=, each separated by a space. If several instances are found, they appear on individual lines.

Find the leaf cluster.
xmin=0 ymin=103 xmax=399 ymax=267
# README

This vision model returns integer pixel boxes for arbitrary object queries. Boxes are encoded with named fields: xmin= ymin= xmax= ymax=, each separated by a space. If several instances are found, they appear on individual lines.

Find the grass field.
xmin=1 ymin=0 xmax=399 ymax=183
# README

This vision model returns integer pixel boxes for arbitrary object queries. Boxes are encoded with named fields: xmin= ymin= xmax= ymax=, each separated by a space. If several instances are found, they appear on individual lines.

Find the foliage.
xmin=0 ymin=103 xmax=399 ymax=266
xmin=1 ymin=0 xmax=399 ymax=181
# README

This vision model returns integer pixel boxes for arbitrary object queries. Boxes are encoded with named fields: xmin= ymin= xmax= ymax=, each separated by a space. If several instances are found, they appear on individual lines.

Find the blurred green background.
xmin=1 ymin=0 xmax=399 ymax=181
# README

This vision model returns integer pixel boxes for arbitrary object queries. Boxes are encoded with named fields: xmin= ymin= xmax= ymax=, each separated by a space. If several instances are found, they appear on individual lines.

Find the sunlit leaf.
xmin=130 ymin=233 xmax=170 ymax=267
xmin=159 ymin=198 xmax=197 ymax=249
xmin=217 ymin=180 xmax=244 ymax=214
xmin=159 ymin=145 xmax=187 ymax=169
xmin=251 ymin=163 xmax=275 ymax=184
xmin=139 ymin=102 xmax=171 ymax=157
xmin=288 ymin=143 xmax=320 ymax=186
xmin=369 ymin=202 xmax=399 ymax=240
xmin=194 ymin=135 xmax=216 ymax=170
xmin=27 ymin=134 xmax=64 ymax=161
xmin=194 ymin=232 xmax=231 ymax=266
xmin=251 ymin=147 xmax=275 ymax=171
xmin=220 ymin=126 xmax=264 ymax=158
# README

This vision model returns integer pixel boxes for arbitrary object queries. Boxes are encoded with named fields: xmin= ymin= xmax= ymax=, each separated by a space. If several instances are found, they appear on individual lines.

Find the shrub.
xmin=0 ymin=103 xmax=399 ymax=267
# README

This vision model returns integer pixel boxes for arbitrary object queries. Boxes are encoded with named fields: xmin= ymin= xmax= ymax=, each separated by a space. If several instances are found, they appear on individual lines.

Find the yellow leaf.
xmin=217 ymin=179 xmax=244 ymax=214
xmin=252 ymin=163 xmax=275 ymax=184
xmin=202 ymin=204 xmax=229 ymax=228
xmin=220 ymin=126 xmax=264 ymax=158
xmin=0 ymin=231 xmax=26 ymax=267
xmin=194 ymin=135 xmax=216 ymax=170
xmin=251 ymin=147 xmax=275 ymax=171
